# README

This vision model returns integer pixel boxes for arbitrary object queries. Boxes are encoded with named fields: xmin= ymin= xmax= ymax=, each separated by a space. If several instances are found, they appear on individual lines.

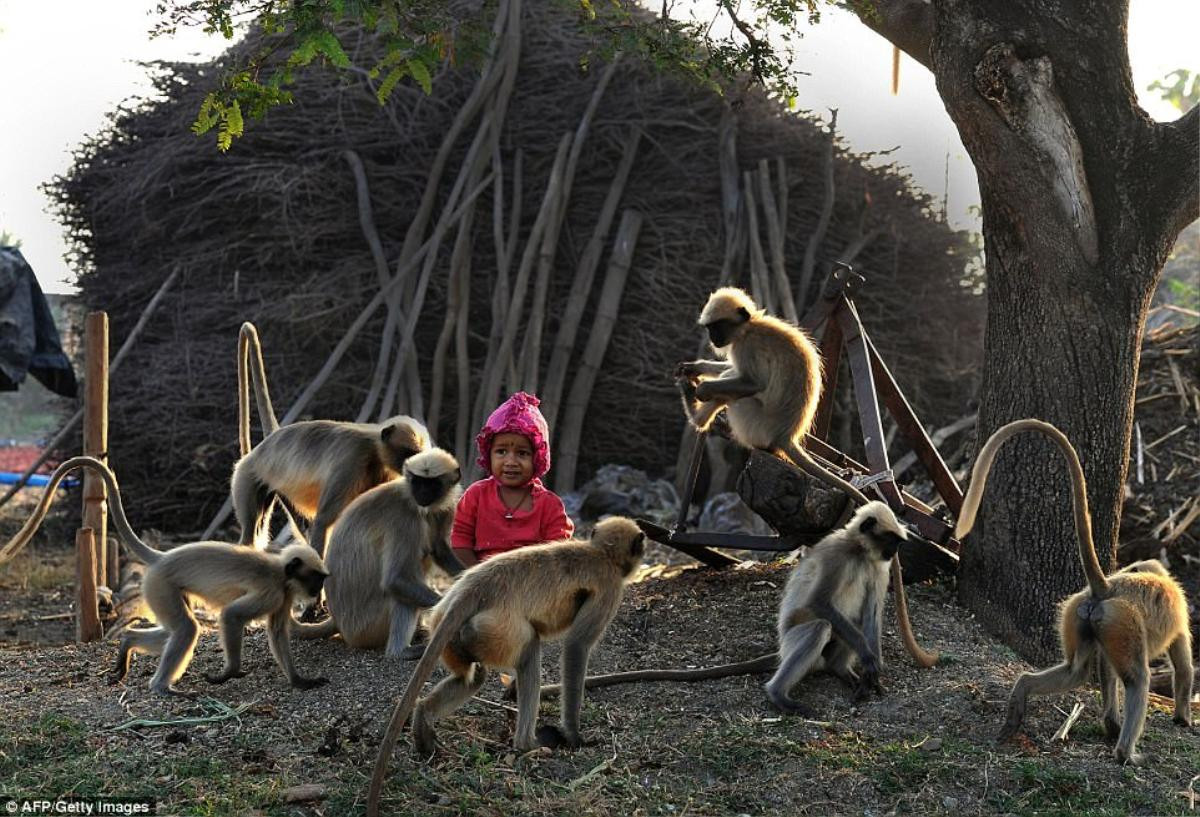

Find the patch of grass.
xmin=988 ymin=758 xmax=1175 ymax=816
xmin=875 ymin=741 xmax=931 ymax=795
xmin=0 ymin=551 xmax=74 ymax=591
xmin=0 ymin=712 xmax=111 ymax=795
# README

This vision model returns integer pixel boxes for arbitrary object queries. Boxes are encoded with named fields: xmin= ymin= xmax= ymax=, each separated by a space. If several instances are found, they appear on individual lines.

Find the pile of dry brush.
xmin=1119 ymin=317 xmax=1199 ymax=563
xmin=49 ymin=0 xmax=983 ymax=534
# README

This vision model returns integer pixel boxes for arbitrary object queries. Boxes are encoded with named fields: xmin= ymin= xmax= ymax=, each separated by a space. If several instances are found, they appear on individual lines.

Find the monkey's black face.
xmin=703 ymin=307 xmax=750 ymax=348
xmin=858 ymin=516 xmax=904 ymax=561
xmin=286 ymin=557 xmax=329 ymax=599
xmin=410 ymin=475 xmax=450 ymax=507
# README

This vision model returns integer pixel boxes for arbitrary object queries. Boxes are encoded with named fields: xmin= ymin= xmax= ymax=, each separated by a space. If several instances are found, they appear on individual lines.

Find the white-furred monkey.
xmin=955 ymin=418 xmax=1193 ymax=765
xmin=293 ymin=448 xmax=463 ymax=656
xmin=765 ymin=501 xmax=906 ymax=712
xmin=1 ymin=456 xmax=328 ymax=695
xmin=366 ymin=517 xmax=645 ymax=817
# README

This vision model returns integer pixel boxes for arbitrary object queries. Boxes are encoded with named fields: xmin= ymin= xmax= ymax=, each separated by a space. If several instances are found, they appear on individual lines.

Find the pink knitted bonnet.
xmin=475 ymin=391 xmax=552 ymax=478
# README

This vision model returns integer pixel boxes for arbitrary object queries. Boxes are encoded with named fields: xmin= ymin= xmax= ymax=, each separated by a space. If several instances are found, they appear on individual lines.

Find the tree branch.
xmin=1154 ymin=104 xmax=1200 ymax=240
xmin=847 ymin=0 xmax=934 ymax=71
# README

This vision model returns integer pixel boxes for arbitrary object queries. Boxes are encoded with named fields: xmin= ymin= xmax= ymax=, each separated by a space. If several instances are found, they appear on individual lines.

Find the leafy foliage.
xmin=1148 ymin=68 xmax=1200 ymax=113
xmin=156 ymin=0 xmax=836 ymax=148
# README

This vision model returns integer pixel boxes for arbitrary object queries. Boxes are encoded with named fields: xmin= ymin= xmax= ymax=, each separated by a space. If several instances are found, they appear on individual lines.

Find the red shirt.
xmin=451 ymin=477 xmax=575 ymax=560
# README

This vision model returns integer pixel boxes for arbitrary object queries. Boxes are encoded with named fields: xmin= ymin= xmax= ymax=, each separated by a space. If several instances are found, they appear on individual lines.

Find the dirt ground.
xmin=1 ymin=532 xmax=1198 ymax=816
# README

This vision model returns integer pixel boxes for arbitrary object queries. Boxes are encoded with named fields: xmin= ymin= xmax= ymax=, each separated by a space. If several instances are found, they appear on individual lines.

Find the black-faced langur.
xmin=0 ymin=457 xmax=329 ymax=695
xmin=677 ymin=287 xmax=937 ymax=668
xmin=366 ymin=518 xmax=646 ymax=817
xmin=231 ymin=409 xmax=430 ymax=557
xmin=293 ymin=448 xmax=464 ymax=656
xmin=765 ymin=501 xmax=906 ymax=713
xmin=955 ymin=418 xmax=1193 ymax=765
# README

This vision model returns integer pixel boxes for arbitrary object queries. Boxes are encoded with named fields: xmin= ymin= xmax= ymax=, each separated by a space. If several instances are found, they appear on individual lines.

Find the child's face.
xmin=490 ymin=432 xmax=535 ymax=487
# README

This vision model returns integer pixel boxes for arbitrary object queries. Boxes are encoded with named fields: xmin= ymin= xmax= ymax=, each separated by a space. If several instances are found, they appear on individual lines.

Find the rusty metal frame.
xmin=649 ymin=265 xmax=964 ymax=569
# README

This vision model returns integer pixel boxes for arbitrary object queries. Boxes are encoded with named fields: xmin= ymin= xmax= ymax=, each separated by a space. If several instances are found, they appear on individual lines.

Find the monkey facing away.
xmin=765 ymin=501 xmax=906 ymax=712
xmin=231 ymin=410 xmax=430 ymax=557
xmin=2 ymin=456 xmax=329 ymax=695
xmin=677 ymin=287 xmax=937 ymax=668
xmin=293 ymin=448 xmax=464 ymax=656
xmin=366 ymin=517 xmax=645 ymax=817
xmin=955 ymin=418 xmax=1193 ymax=765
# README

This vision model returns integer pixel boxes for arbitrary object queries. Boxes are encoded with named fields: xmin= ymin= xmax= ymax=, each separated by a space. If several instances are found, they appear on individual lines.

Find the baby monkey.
xmin=2 ymin=456 xmax=329 ymax=695
xmin=956 ymin=418 xmax=1193 ymax=765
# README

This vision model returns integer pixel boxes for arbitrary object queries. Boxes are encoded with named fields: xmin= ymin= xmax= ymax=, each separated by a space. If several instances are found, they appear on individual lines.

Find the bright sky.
xmin=0 ymin=1 xmax=1195 ymax=294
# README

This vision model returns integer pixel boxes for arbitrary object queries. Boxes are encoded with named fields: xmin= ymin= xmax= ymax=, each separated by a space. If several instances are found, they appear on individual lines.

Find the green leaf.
xmin=407 ymin=58 xmax=433 ymax=94
xmin=377 ymin=65 xmax=408 ymax=104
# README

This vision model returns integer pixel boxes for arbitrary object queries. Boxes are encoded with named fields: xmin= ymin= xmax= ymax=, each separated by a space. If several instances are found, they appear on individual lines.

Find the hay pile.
xmin=49 ymin=2 xmax=982 ymax=533
xmin=1120 ymin=317 xmax=1199 ymax=561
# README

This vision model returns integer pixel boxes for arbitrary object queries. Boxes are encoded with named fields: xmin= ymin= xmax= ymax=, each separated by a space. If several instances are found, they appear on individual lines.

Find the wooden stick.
xmin=200 ymin=176 xmax=493 ymax=538
xmin=1051 ymin=701 xmax=1085 ymax=741
xmin=757 ymin=158 xmax=798 ymax=323
xmin=75 ymin=528 xmax=101 ymax=643
xmin=82 ymin=312 xmax=110 ymax=589
xmin=540 ymin=127 xmax=641 ymax=431
xmin=553 ymin=210 xmax=643 ymax=492
xmin=796 ymin=109 xmax=839 ymax=313
xmin=0 ymin=267 xmax=179 ymax=510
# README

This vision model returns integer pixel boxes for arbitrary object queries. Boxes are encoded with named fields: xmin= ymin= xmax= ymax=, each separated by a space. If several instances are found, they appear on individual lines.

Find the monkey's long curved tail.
xmin=512 ymin=654 xmax=778 ymax=699
xmin=780 ymin=442 xmax=938 ymax=668
xmin=367 ymin=598 xmax=478 ymax=817
xmin=0 ymin=456 xmax=161 ymax=567
xmin=954 ymin=418 xmax=1106 ymax=598
xmin=238 ymin=322 xmax=307 ymax=545
xmin=238 ymin=322 xmax=280 ymax=455
xmin=291 ymin=618 xmax=339 ymax=640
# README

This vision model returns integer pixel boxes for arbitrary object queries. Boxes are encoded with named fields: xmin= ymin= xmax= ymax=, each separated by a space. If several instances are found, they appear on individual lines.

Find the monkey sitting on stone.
xmin=293 ymin=448 xmax=464 ymax=657
xmin=676 ymin=286 xmax=937 ymax=668
xmin=1 ymin=456 xmax=329 ymax=695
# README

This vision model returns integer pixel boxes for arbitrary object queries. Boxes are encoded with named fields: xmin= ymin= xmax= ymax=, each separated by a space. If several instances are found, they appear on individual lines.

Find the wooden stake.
xmin=83 ymin=312 xmax=111 ymax=589
xmin=75 ymin=527 xmax=101 ymax=643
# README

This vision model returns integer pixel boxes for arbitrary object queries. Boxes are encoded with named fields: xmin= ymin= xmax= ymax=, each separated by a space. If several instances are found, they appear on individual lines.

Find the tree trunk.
xmin=856 ymin=0 xmax=1199 ymax=662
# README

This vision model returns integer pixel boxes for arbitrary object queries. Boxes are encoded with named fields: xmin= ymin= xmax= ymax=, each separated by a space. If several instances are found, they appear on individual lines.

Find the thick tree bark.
xmin=858 ymin=0 xmax=1199 ymax=662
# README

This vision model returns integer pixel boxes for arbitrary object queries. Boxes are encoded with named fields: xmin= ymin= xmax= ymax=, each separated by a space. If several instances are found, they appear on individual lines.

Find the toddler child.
xmin=451 ymin=391 xmax=574 ymax=566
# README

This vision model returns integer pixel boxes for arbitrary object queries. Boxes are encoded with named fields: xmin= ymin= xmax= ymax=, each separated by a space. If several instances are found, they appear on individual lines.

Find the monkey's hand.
xmin=1174 ymin=713 xmax=1193 ymax=728
xmin=675 ymin=361 xmax=702 ymax=381
xmin=995 ymin=719 xmax=1021 ymax=744
xmin=853 ymin=658 xmax=884 ymax=701
xmin=204 ymin=669 xmax=249 ymax=684
xmin=292 ymin=675 xmax=329 ymax=691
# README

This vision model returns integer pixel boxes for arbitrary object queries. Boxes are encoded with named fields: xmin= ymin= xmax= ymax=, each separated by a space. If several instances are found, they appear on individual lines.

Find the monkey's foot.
xmin=152 ymin=685 xmax=196 ymax=699
xmin=204 ymin=669 xmax=249 ymax=684
xmin=1173 ymin=714 xmax=1193 ymax=728
xmin=1115 ymin=748 xmax=1148 ymax=766
xmin=398 ymin=644 xmax=427 ymax=661
xmin=535 ymin=724 xmax=582 ymax=751
xmin=766 ymin=691 xmax=816 ymax=718
xmin=291 ymin=676 xmax=329 ymax=691
xmin=1103 ymin=717 xmax=1122 ymax=740
xmin=412 ymin=710 xmax=438 ymax=758
xmin=995 ymin=721 xmax=1022 ymax=745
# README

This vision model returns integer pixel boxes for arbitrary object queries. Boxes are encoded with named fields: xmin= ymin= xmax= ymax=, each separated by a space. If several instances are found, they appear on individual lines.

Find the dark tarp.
xmin=0 ymin=247 xmax=77 ymax=397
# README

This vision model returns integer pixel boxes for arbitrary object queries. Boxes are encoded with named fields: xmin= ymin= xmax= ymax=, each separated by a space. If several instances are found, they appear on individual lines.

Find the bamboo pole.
xmin=757 ymin=159 xmax=798 ymax=323
xmin=796 ymin=109 xmax=839 ymax=313
xmin=553 ymin=209 xmax=643 ymax=493
xmin=75 ymin=527 xmax=101 ymax=642
xmin=540 ymin=127 xmax=642 ymax=432
xmin=743 ymin=171 xmax=773 ymax=314
xmin=82 ymin=312 xmax=110 ymax=589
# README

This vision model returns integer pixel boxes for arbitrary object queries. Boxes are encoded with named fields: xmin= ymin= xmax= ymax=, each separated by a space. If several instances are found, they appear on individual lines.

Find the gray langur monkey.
xmin=1 ymin=456 xmax=329 ymax=695
xmin=236 ymin=322 xmax=306 ymax=543
xmin=293 ymin=448 xmax=464 ymax=656
xmin=366 ymin=517 xmax=646 ymax=817
xmin=765 ymin=501 xmax=907 ymax=713
xmin=955 ymin=418 xmax=1193 ymax=765
xmin=677 ymin=287 xmax=937 ymax=668
xmin=231 ymin=408 xmax=430 ymax=557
